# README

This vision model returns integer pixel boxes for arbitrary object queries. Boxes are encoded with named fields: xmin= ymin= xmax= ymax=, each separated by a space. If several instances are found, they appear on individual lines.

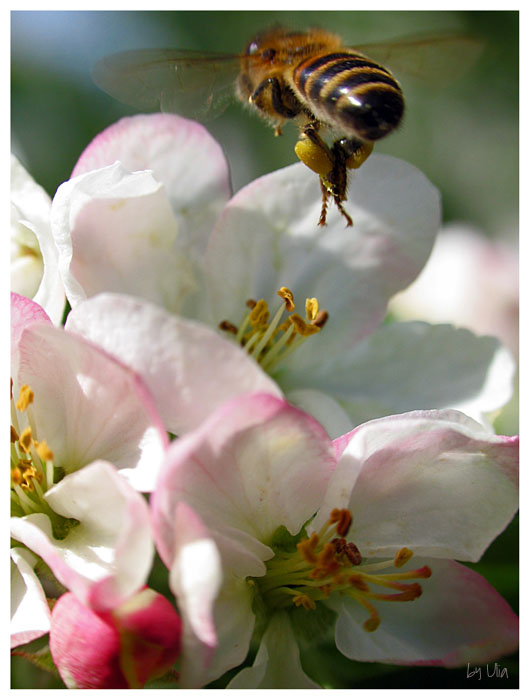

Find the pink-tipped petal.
xmin=320 ymin=410 xmax=518 ymax=561
xmin=66 ymin=292 xmax=283 ymax=435
xmin=51 ymin=162 xmax=195 ymax=312
xmin=11 ymin=292 xmax=51 ymax=361
xmin=152 ymin=393 xmax=335 ymax=553
xmin=71 ymin=113 xmax=230 ymax=255
xmin=16 ymin=323 xmax=168 ymax=490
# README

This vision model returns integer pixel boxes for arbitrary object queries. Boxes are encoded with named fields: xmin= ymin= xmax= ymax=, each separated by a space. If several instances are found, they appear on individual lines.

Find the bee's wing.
xmin=92 ymin=48 xmax=242 ymax=120
xmin=354 ymin=34 xmax=484 ymax=86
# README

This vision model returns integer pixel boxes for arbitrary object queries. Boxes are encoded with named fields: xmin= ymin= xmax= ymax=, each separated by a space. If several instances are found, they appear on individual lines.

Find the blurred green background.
xmin=11 ymin=10 xmax=518 ymax=690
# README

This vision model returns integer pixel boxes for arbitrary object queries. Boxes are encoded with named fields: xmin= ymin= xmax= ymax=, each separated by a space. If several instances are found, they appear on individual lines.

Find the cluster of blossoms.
xmin=11 ymin=113 xmax=518 ymax=688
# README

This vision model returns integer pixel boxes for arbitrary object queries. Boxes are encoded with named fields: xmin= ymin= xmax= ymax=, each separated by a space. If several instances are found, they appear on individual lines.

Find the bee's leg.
xmin=295 ymin=124 xmax=337 ymax=226
xmin=318 ymin=179 xmax=330 ymax=227
xmin=250 ymin=76 xmax=301 ymax=134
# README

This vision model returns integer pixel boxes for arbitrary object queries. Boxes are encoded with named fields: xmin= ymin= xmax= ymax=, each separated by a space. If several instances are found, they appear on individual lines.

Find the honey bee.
xmin=93 ymin=26 xmax=481 ymax=227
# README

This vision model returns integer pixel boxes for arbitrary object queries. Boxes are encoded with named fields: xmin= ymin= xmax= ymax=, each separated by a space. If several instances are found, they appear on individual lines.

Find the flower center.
xmin=10 ymin=382 xmax=77 ymax=538
xmin=219 ymin=286 xmax=328 ymax=372
xmin=252 ymin=508 xmax=431 ymax=633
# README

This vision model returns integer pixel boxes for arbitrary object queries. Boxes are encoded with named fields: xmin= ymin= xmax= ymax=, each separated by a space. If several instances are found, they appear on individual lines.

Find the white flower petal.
xmin=51 ymin=162 xmax=196 ymax=312
xmin=66 ymin=292 xmax=282 ymax=435
xmin=283 ymin=322 xmax=515 ymax=430
xmin=10 ymin=547 xmax=51 ymax=648
xmin=11 ymin=154 xmax=65 ymax=324
xmin=228 ymin=612 xmax=319 ymax=688
xmin=390 ymin=224 xmax=519 ymax=356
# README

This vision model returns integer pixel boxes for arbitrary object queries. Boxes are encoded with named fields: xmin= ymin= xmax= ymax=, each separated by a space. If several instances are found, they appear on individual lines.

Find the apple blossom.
xmin=49 ymin=588 xmax=182 ymax=688
xmin=150 ymin=393 xmax=518 ymax=688
xmin=11 ymin=155 xmax=65 ymax=324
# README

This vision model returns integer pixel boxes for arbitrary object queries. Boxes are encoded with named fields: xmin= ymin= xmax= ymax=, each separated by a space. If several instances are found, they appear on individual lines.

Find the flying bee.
xmin=93 ymin=26 xmax=482 ymax=227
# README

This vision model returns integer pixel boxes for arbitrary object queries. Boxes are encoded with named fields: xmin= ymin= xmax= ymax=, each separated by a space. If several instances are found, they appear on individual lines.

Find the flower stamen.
xmin=252 ymin=507 xmax=431 ymax=634
xmin=219 ymin=286 xmax=328 ymax=372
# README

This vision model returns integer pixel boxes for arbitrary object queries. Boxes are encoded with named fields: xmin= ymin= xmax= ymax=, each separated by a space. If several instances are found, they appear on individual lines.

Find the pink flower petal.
xmin=71 ymin=113 xmax=230 ymax=255
xmin=11 ymin=292 xmax=51 ymax=360
xmin=50 ymin=589 xmax=182 ymax=688
xmin=66 ymin=292 xmax=283 ymax=435
xmin=152 ymin=393 xmax=335 ymax=558
xmin=320 ymin=410 xmax=518 ymax=561
xmin=17 ymin=323 xmax=168 ymax=490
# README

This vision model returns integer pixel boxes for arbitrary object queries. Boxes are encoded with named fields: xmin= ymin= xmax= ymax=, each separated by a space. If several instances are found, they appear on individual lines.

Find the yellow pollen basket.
xmin=255 ymin=508 xmax=432 ymax=633
xmin=218 ymin=286 xmax=328 ymax=373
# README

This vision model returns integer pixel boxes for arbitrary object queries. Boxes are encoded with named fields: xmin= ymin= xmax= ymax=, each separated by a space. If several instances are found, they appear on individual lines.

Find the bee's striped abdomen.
xmin=293 ymin=51 xmax=404 ymax=141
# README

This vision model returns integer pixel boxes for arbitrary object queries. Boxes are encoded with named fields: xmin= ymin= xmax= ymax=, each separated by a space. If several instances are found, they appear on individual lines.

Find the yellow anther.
xmin=218 ymin=320 xmax=238 ymax=334
xmin=16 ymin=385 xmax=34 ymax=412
xmin=305 ymin=297 xmax=319 ymax=321
xmin=289 ymin=314 xmax=320 ymax=337
xmin=15 ymin=460 xmax=41 ymax=490
xmin=36 ymin=440 xmax=54 ymax=462
xmin=318 ymin=542 xmax=337 ymax=565
xmin=277 ymin=287 xmax=295 ymax=312
xmin=394 ymin=547 xmax=414 ymax=568
xmin=297 ymin=533 xmax=319 ymax=564
xmin=363 ymin=612 xmax=381 ymax=633
xmin=11 ymin=425 xmax=20 ymax=443
xmin=329 ymin=508 xmax=352 ymax=537
xmin=18 ymin=427 xmax=33 ymax=454
xmin=249 ymin=299 xmax=269 ymax=328
xmin=311 ymin=309 xmax=329 ymax=329
xmin=293 ymin=594 xmax=316 ymax=611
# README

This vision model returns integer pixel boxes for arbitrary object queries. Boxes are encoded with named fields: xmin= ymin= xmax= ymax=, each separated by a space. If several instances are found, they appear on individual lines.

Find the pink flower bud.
xmin=49 ymin=589 xmax=182 ymax=688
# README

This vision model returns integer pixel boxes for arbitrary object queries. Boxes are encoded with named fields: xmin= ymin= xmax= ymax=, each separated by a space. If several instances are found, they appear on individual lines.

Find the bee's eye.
xmin=262 ymin=48 xmax=277 ymax=61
